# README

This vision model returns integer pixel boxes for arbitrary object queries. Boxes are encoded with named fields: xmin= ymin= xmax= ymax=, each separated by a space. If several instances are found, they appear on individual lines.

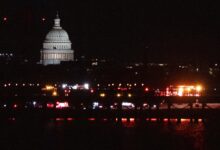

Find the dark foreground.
xmin=1 ymin=118 xmax=220 ymax=150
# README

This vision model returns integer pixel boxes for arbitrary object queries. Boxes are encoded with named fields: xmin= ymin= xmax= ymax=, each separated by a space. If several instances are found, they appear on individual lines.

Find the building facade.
xmin=40 ymin=14 xmax=74 ymax=65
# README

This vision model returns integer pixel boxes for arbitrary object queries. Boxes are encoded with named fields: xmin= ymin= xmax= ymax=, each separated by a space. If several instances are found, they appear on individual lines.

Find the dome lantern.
xmin=54 ymin=12 xmax=61 ymax=29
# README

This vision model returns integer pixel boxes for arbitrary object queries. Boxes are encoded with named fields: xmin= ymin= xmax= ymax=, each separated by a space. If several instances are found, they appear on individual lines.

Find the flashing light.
xmin=143 ymin=103 xmax=148 ymax=107
xmin=13 ymin=104 xmax=18 ymax=108
xmin=3 ymin=104 xmax=6 ymax=108
xmin=72 ymin=85 xmax=78 ymax=89
xmin=178 ymin=87 xmax=184 ymax=96
xmin=62 ymin=84 xmax=68 ymax=89
xmin=122 ymin=102 xmax=135 ymax=108
xmin=90 ymin=89 xmax=94 ymax=93
xmin=128 ymin=93 xmax=132 ymax=98
xmin=47 ymin=103 xmax=54 ymax=108
xmin=100 ymin=93 xmax=106 ymax=98
xmin=56 ymin=101 xmax=69 ymax=109
xmin=144 ymin=87 xmax=149 ymax=92
xmin=33 ymin=101 xmax=37 ymax=106
xmin=42 ymin=17 xmax=46 ymax=21
xmin=84 ymin=83 xmax=89 ymax=89
xmin=93 ymin=102 xmax=99 ymax=109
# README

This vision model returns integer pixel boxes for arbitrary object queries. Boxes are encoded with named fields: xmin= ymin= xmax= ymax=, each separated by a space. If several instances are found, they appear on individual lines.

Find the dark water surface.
xmin=0 ymin=118 xmax=220 ymax=150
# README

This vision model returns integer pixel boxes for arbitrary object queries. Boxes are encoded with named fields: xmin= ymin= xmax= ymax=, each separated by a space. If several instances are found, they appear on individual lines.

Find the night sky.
xmin=1 ymin=1 xmax=220 ymax=63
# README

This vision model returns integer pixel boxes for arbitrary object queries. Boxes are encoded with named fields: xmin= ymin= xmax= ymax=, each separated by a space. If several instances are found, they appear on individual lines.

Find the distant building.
xmin=40 ymin=13 xmax=74 ymax=66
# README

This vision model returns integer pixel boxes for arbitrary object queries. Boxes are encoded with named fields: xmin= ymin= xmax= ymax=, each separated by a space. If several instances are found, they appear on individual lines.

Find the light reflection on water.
xmin=1 ymin=117 xmax=220 ymax=150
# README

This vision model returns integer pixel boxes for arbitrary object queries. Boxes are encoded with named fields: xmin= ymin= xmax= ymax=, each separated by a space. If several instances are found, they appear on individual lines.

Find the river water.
xmin=0 ymin=118 xmax=219 ymax=150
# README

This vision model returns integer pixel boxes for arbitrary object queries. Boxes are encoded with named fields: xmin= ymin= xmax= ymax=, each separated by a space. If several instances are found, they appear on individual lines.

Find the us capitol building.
xmin=40 ymin=13 xmax=74 ymax=65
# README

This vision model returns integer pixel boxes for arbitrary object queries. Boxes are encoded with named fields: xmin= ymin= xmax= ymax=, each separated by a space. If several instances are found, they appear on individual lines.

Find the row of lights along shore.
xmin=97 ymin=83 xmax=146 ymax=87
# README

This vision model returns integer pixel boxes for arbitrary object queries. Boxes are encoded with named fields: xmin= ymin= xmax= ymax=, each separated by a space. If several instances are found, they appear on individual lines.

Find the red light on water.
xmin=121 ymin=118 xmax=127 ymax=122
xmin=181 ymin=118 xmax=191 ymax=122
xmin=163 ymin=118 xmax=169 ymax=122
xmin=170 ymin=118 xmax=178 ymax=122
xmin=56 ymin=118 xmax=64 ymax=121
xmin=67 ymin=118 xmax=74 ymax=121
xmin=88 ymin=118 xmax=96 ymax=121
xmin=102 ymin=118 xmax=108 ymax=122
xmin=130 ymin=118 xmax=135 ymax=122
xmin=198 ymin=118 xmax=203 ymax=122
xmin=151 ymin=118 xmax=157 ymax=122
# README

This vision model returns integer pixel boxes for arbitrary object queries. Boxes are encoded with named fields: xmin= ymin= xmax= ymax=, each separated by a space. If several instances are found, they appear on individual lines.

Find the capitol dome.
xmin=44 ymin=29 xmax=70 ymax=43
xmin=40 ymin=13 xmax=74 ymax=66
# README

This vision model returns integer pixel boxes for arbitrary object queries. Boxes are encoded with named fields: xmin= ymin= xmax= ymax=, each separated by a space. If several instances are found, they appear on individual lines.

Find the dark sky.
xmin=1 ymin=1 xmax=220 ymax=63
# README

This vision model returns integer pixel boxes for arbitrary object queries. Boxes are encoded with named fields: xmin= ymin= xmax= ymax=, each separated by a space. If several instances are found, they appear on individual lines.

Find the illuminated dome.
xmin=40 ymin=13 xmax=74 ymax=66
xmin=44 ymin=29 xmax=70 ymax=43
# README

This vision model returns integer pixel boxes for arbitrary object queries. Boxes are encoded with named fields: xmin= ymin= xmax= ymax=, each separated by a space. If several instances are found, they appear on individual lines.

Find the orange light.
xmin=117 ymin=93 xmax=122 ymax=98
xmin=44 ymin=85 xmax=54 ymax=91
xmin=100 ymin=93 xmax=106 ymax=97
xmin=52 ymin=90 xmax=58 ymax=96
xmin=196 ymin=85 xmax=202 ymax=92
xmin=128 ymin=93 xmax=132 ymax=98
